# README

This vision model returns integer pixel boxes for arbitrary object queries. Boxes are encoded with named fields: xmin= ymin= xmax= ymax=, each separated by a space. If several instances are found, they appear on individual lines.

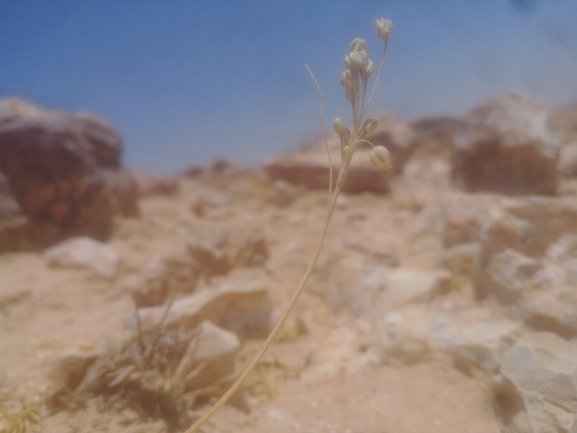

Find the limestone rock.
xmin=437 ymin=242 xmax=481 ymax=276
xmin=378 ymin=268 xmax=451 ymax=310
xmin=311 ymin=250 xmax=387 ymax=313
xmin=477 ymin=240 xmax=577 ymax=337
xmin=174 ymin=320 xmax=240 ymax=390
xmin=439 ymin=195 xmax=494 ymax=247
xmin=430 ymin=308 xmax=523 ymax=377
xmin=378 ymin=306 xmax=522 ymax=377
xmin=496 ymin=332 xmax=577 ymax=433
xmin=0 ymin=98 xmax=139 ymax=247
xmin=43 ymin=236 xmax=120 ymax=278
xmin=452 ymin=92 xmax=560 ymax=195
xmin=133 ymin=280 xmax=277 ymax=339
xmin=265 ymin=113 xmax=414 ymax=193
xmin=473 ymin=196 xmax=577 ymax=271
xmin=312 ymin=249 xmax=448 ymax=316
xmin=470 ymin=197 xmax=577 ymax=329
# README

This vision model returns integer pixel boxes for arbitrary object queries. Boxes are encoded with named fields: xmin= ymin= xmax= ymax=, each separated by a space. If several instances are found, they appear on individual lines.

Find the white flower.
xmin=375 ymin=18 xmax=394 ymax=40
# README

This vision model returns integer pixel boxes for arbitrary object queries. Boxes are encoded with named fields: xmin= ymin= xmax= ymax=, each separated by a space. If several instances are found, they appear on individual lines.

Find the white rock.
xmin=496 ymin=332 xmax=577 ymax=433
xmin=174 ymin=320 xmax=240 ymax=390
xmin=377 ymin=306 xmax=522 ymax=375
xmin=377 ymin=268 xmax=451 ymax=311
xmin=430 ymin=308 xmax=523 ymax=376
xmin=478 ymin=245 xmax=577 ymax=337
xmin=43 ymin=236 xmax=119 ymax=278
xmin=132 ymin=280 xmax=277 ymax=339
xmin=312 ymin=249 xmax=447 ymax=316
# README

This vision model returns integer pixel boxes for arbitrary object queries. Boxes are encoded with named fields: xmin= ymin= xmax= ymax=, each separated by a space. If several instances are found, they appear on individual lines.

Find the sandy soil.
xmin=0 ymin=157 xmax=501 ymax=433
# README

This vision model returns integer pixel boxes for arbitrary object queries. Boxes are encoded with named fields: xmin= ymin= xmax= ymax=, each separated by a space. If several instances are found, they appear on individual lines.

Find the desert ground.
xmin=1 ymin=94 xmax=577 ymax=433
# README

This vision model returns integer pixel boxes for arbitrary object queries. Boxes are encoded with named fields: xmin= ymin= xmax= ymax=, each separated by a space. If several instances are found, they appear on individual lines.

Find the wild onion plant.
xmin=186 ymin=17 xmax=394 ymax=432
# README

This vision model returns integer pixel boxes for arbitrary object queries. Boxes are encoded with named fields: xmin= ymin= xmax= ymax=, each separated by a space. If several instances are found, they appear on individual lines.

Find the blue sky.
xmin=1 ymin=0 xmax=576 ymax=173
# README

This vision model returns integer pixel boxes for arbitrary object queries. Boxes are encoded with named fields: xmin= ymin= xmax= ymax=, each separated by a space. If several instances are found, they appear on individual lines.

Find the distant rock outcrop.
xmin=0 ymin=98 xmax=139 ymax=251
xmin=451 ymin=92 xmax=560 ymax=195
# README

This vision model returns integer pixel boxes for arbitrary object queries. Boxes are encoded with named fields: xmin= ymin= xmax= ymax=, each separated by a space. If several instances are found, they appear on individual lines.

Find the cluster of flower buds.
xmin=333 ymin=17 xmax=394 ymax=171
xmin=340 ymin=37 xmax=376 ymax=103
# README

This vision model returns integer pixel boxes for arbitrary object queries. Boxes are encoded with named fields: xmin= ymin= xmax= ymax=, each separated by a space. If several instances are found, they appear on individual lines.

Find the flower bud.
xmin=362 ymin=59 xmax=375 ymax=79
xmin=362 ymin=118 xmax=378 ymax=134
xmin=369 ymin=145 xmax=392 ymax=170
xmin=345 ymin=89 xmax=354 ymax=102
xmin=342 ymin=145 xmax=351 ymax=158
xmin=341 ymin=128 xmax=351 ymax=142
xmin=333 ymin=118 xmax=345 ymax=135
xmin=347 ymin=50 xmax=367 ymax=72
xmin=340 ymin=70 xmax=355 ymax=90
xmin=349 ymin=38 xmax=366 ymax=52
xmin=375 ymin=18 xmax=394 ymax=40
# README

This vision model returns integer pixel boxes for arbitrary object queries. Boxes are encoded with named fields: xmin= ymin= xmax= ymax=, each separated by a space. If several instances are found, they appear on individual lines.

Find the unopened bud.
xmin=375 ymin=18 xmax=394 ymax=40
xmin=342 ymin=145 xmax=351 ymax=158
xmin=347 ymin=50 xmax=368 ymax=72
xmin=369 ymin=145 xmax=392 ymax=170
xmin=345 ymin=89 xmax=354 ymax=102
xmin=349 ymin=38 xmax=366 ymax=52
xmin=362 ymin=118 xmax=378 ymax=134
xmin=362 ymin=59 xmax=376 ymax=79
xmin=333 ymin=118 xmax=345 ymax=135
xmin=342 ymin=128 xmax=351 ymax=142
xmin=340 ymin=70 xmax=355 ymax=90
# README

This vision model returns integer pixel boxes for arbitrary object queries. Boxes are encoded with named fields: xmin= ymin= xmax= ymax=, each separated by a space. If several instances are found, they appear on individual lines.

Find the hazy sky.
xmin=1 ymin=0 xmax=576 ymax=173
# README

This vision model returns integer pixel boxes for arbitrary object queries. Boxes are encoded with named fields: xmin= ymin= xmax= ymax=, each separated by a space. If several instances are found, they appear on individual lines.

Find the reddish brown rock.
xmin=451 ymin=92 xmax=560 ymax=195
xmin=410 ymin=116 xmax=467 ymax=157
xmin=0 ymin=98 xmax=139 ymax=247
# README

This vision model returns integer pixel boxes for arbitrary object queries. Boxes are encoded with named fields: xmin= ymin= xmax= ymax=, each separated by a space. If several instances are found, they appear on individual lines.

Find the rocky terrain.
xmin=1 ymin=92 xmax=577 ymax=433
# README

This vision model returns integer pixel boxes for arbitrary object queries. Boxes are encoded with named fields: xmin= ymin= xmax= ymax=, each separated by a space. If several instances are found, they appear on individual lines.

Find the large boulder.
xmin=265 ymin=112 xmax=415 ymax=193
xmin=0 ymin=98 xmax=139 ymax=250
xmin=451 ymin=92 xmax=560 ymax=195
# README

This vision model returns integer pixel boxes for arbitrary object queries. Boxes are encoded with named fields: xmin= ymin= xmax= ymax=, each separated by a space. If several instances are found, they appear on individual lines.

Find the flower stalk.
xmin=185 ymin=17 xmax=393 ymax=433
